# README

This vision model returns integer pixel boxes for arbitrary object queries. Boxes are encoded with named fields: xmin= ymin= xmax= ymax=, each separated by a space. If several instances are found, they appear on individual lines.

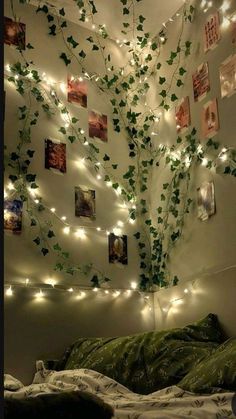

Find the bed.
xmin=4 ymin=314 xmax=236 ymax=418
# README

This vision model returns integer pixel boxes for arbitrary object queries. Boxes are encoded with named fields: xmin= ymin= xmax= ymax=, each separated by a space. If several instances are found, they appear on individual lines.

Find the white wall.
xmin=4 ymin=0 xmax=154 ymax=383
xmin=150 ymin=0 xmax=236 ymax=281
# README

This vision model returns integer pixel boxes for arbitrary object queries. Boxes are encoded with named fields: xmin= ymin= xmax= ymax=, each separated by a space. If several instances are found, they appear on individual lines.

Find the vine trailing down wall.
xmin=4 ymin=0 xmax=236 ymax=292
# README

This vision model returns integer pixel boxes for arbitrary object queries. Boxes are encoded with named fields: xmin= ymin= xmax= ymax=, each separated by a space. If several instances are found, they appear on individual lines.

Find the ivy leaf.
xmin=92 ymin=44 xmax=99 ymax=51
xmin=26 ymin=43 xmax=34 ymax=49
xmin=161 ymin=194 xmax=166 ymax=201
xmin=30 ymin=219 xmax=37 ymax=226
xmin=47 ymin=14 xmax=54 ymax=22
xmin=79 ymin=50 xmax=86 ymax=58
xmin=59 ymin=7 xmax=65 ymax=15
xmin=68 ymin=136 xmax=76 ymax=143
xmin=176 ymin=79 xmax=184 ymax=87
xmin=49 ymin=24 xmax=57 ymax=36
xmin=26 ymin=173 xmax=36 ymax=182
xmin=134 ymin=232 xmax=141 ymax=239
xmin=103 ymin=154 xmax=110 ymax=161
xmin=33 ymin=237 xmax=40 ymax=245
xmin=123 ymin=7 xmax=129 ymax=14
xmin=36 ymin=5 xmax=48 ymax=13
xmin=61 ymin=21 xmax=67 ymax=28
xmin=41 ymin=248 xmax=49 ymax=256
xmin=59 ymin=127 xmax=66 ymax=134
xmin=71 ymin=117 xmax=79 ymax=124
xmin=171 ymin=93 xmax=178 ymax=102
xmin=179 ymin=67 xmax=186 ymax=76
xmin=112 ymin=164 xmax=118 ymax=169
xmin=159 ymin=76 xmax=166 ymax=85
xmin=53 ymin=243 xmax=61 ymax=251
xmin=48 ymin=230 xmax=55 ymax=238
xmin=67 ymin=35 xmax=79 ymax=48
xmin=60 ymin=52 xmax=71 ymax=66
xmin=159 ymin=90 xmax=167 ymax=98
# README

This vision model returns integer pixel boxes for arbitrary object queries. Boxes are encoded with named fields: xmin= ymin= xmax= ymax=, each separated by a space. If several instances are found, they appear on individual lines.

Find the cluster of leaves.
xmin=6 ymin=0 xmax=235 ymax=292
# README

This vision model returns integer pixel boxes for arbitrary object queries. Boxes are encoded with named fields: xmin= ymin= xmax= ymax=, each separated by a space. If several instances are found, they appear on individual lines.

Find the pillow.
xmin=179 ymin=338 xmax=236 ymax=393
xmin=4 ymin=374 xmax=24 ymax=391
xmin=62 ymin=314 xmax=223 ymax=394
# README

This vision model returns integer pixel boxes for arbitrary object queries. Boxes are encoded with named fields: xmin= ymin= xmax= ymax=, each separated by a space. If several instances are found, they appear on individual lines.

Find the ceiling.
xmin=41 ymin=0 xmax=185 ymax=41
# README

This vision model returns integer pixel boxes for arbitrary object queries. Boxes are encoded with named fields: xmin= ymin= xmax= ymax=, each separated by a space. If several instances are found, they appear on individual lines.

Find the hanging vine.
xmin=4 ymin=0 xmax=236 ymax=291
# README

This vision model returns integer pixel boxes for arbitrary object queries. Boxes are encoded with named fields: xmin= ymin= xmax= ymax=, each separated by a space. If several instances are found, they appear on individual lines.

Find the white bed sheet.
xmin=4 ymin=368 xmax=235 ymax=418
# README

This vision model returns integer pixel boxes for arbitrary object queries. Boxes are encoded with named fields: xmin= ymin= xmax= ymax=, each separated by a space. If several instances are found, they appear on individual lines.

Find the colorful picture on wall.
xmin=175 ymin=96 xmax=191 ymax=133
xmin=75 ymin=186 xmax=96 ymax=219
xmin=204 ymin=12 xmax=221 ymax=52
xmin=197 ymin=181 xmax=215 ymax=221
xmin=4 ymin=17 xmax=25 ymax=50
xmin=45 ymin=138 xmax=66 ymax=174
xmin=109 ymin=233 xmax=128 ymax=265
xmin=232 ymin=21 xmax=236 ymax=44
xmin=192 ymin=62 xmax=210 ymax=102
xmin=89 ymin=110 xmax=108 ymax=142
xmin=219 ymin=54 xmax=236 ymax=98
xmin=67 ymin=76 xmax=87 ymax=108
xmin=4 ymin=199 xmax=23 ymax=233
xmin=201 ymin=99 xmax=219 ymax=139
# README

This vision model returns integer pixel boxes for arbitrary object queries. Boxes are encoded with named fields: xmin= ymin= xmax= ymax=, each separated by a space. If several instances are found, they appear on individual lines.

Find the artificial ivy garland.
xmin=4 ymin=0 xmax=236 ymax=291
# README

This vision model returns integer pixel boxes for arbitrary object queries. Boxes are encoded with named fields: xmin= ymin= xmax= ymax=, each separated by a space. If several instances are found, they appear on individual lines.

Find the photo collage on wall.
xmin=197 ymin=181 xmax=215 ymax=222
xmin=219 ymin=55 xmax=236 ymax=98
xmin=109 ymin=233 xmax=128 ymax=265
xmin=201 ymin=99 xmax=219 ymax=139
xmin=192 ymin=62 xmax=211 ymax=103
xmin=4 ymin=16 xmax=25 ymax=50
xmin=4 ymin=200 xmax=23 ymax=234
xmin=75 ymin=186 xmax=96 ymax=220
xmin=45 ymin=138 xmax=66 ymax=174
xmin=204 ymin=12 xmax=221 ymax=52
xmin=175 ymin=96 xmax=191 ymax=133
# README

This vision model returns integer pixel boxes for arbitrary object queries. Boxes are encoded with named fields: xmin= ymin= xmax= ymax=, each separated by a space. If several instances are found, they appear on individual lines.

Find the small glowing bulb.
xmin=46 ymin=279 xmax=56 ymax=287
xmin=184 ymin=288 xmax=189 ymax=294
xmin=50 ymin=208 xmax=56 ymax=213
xmin=65 ymin=123 xmax=69 ymax=128
xmin=106 ymin=181 xmax=112 ymax=187
xmin=131 ymin=281 xmax=137 ymax=290
xmin=162 ymin=307 xmax=168 ymax=313
xmin=60 ymin=82 xmax=66 ymax=93
xmin=79 ymin=76 xmax=83 ymax=82
xmin=93 ymin=287 xmax=98 ymax=292
xmin=106 ymin=231 xmax=110 ymax=236
xmin=220 ymin=154 xmax=227 ymax=161
xmin=34 ymin=199 xmax=39 ymax=204
xmin=25 ymin=278 xmax=29 ymax=286
xmin=35 ymin=289 xmax=44 ymax=298
xmin=61 ymin=216 xmax=67 ymax=221
xmin=68 ymin=288 xmax=74 ymax=292
xmin=96 ymin=227 xmax=101 ymax=231
xmin=84 ymin=141 xmax=89 ymax=145
xmin=201 ymin=157 xmax=208 ymax=167
xmin=105 ymin=290 xmax=109 ymax=294
xmin=5 ymin=64 xmax=11 ymax=71
xmin=80 ymin=129 xmax=85 ymax=134
xmin=129 ymin=218 xmax=135 ymax=224
xmin=75 ymin=228 xmax=86 ymax=239
xmin=96 ymin=162 xmax=101 ymax=166
xmin=92 ymin=24 xmax=96 ymax=29
xmin=117 ymin=220 xmax=124 ymax=227
xmin=113 ymin=227 xmax=122 ymax=236
xmin=113 ymin=290 xmax=120 ymax=297
xmin=6 ymin=286 xmax=13 ymax=296
xmin=8 ymin=182 xmax=14 ymax=190
xmin=116 ymin=186 xmax=122 ymax=195
xmin=97 ymin=174 xmax=102 ymax=180
xmin=81 ymin=291 xmax=86 ymax=297
xmin=63 ymin=226 xmax=70 ymax=234
xmin=14 ymin=75 xmax=19 ymax=80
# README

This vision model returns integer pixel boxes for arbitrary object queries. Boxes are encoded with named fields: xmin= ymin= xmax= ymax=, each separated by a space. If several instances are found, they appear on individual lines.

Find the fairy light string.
xmin=4 ymin=0 xmax=236 ymax=291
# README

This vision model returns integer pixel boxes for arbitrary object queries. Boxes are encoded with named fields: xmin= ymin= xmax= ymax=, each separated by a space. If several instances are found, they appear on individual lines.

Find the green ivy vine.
xmin=4 ymin=0 xmax=236 ymax=291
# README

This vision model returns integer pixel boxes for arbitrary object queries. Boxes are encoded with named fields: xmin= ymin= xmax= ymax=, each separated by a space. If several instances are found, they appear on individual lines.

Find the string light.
xmin=201 ymin=157 xmax=208 ymax=167
xmin=61 ymin=216 xmax=67 ymax=221
xmin=75 ymin=228 xmax=86 ymax=239
xmin=35 ymin=289 xmax=44 ymax=299
xmin=50 ymin=207 xmax=56 ymax=213
xmin=6 ymin=286 xmax=13 ymax=296
xmin=131 ymin=281 xmax=137 ymax=290
xmin=68 ymin=287 xmax=74 ymax=292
